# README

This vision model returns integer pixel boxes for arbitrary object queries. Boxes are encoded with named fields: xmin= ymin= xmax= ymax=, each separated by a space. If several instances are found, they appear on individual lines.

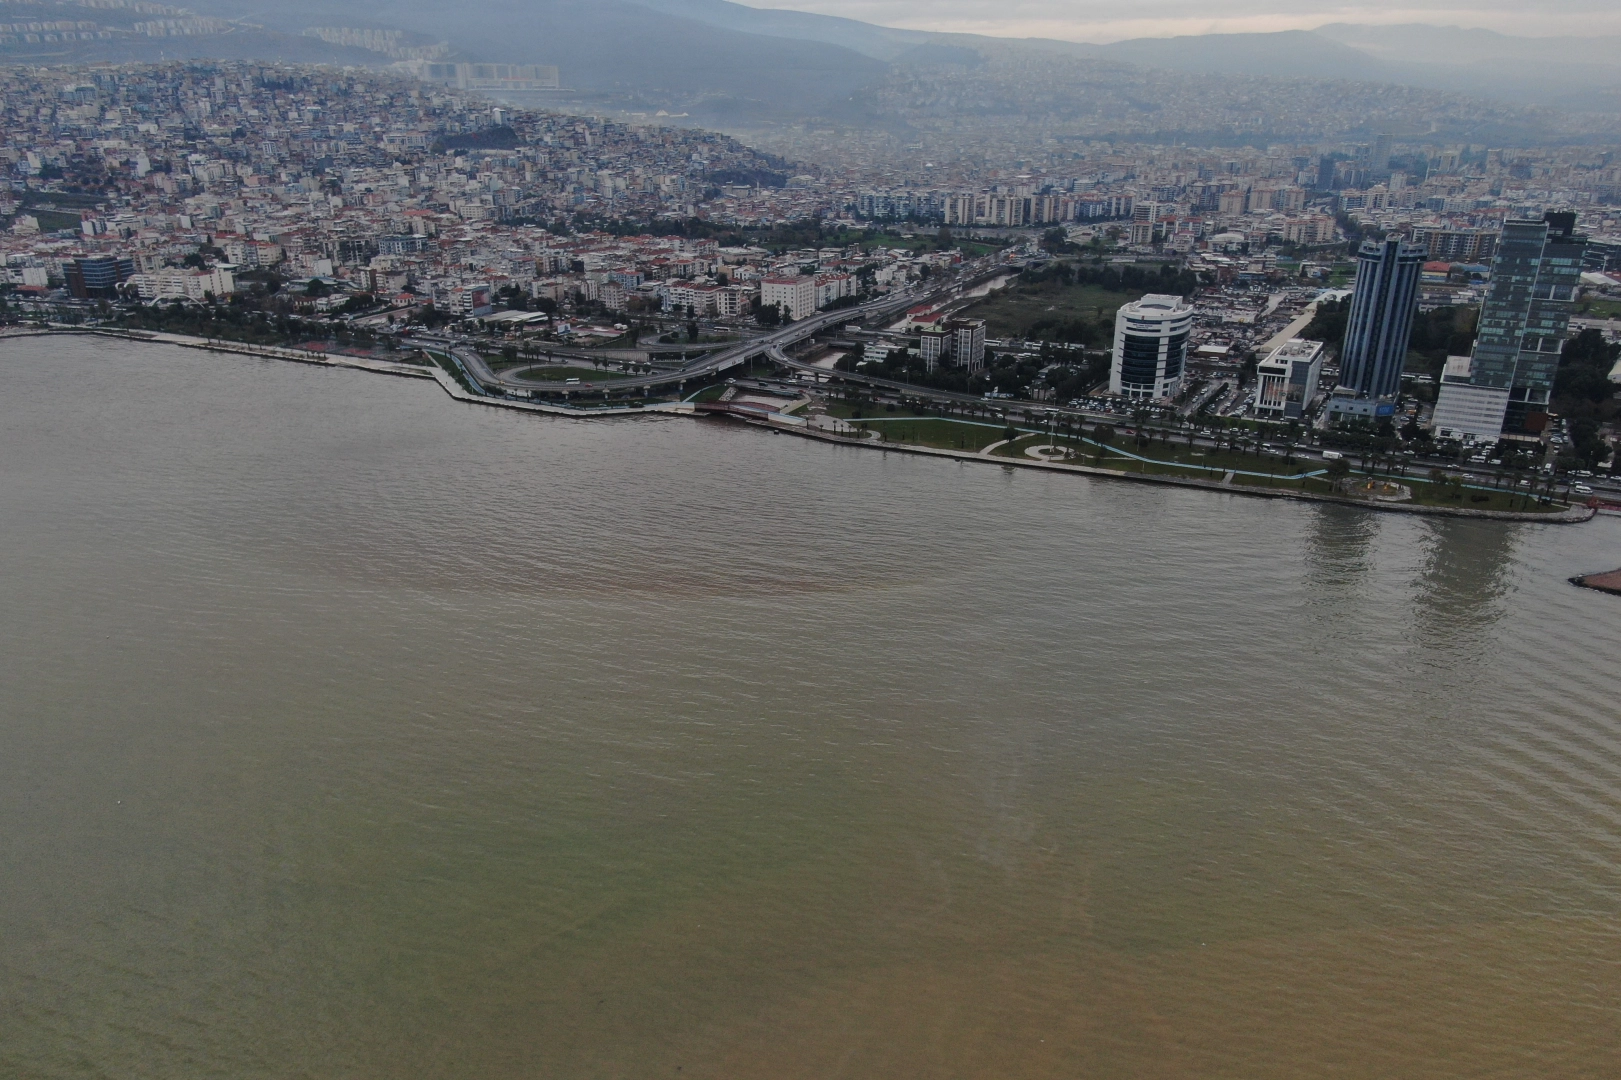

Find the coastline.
xmin=721 ymin=414 xmax=1597 ymax=524
xmin=4 ymin=326 xmax=1594 ymax=524
xmin=3 ymin=326 xmax=695 ymax=419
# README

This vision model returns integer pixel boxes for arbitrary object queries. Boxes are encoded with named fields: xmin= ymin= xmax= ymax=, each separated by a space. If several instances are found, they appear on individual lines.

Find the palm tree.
xmin=1091 ymin=423 xmax=1114 ymax=467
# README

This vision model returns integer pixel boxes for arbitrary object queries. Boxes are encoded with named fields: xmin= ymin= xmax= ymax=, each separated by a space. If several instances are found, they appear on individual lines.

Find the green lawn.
xmin=853 ymin=417 xmax=1010 ymax=451
xmin=992 ymin=434 xmax=1312 ymax=477
xmin=430 ymin=353 xmax=476 ymax=394
xmin=1399 ymin=481 xmax=1565 ymax=512
xmin=957 ymin=281 xmax=1140 ymax=340
xmin=855 ymin=231 xmax=1004 ymax=259
xmin=23 ymin=209 xmax=81 ymax=233
xmin=1577 ymin=298 xmax=1621 ymax=319
xmin=825 ymin=401 xmax=932 ymax=421
xmin=1109 ymin=439 xmax=1314 ymax=476
xmin=948 ymin=429 xmax=1574 ymax=511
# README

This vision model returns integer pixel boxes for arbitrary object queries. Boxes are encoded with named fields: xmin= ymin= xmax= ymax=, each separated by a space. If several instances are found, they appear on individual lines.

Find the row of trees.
xmin=1302 ymin=298 xmax=1479 ymax=368
xmin=1552 ymin=328 xmax=1620 ymax=470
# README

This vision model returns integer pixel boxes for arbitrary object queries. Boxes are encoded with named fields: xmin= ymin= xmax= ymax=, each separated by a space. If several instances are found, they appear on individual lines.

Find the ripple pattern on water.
xmin=2 ymin=339 xmax=1620 ymax=1078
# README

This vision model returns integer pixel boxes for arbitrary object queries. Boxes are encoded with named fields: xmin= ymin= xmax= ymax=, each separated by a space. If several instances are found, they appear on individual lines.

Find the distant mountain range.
xmin=4 ymin=0 xmax=1617 ymax=139
xmin=628 ymin=2 xmax=1621 ymax=110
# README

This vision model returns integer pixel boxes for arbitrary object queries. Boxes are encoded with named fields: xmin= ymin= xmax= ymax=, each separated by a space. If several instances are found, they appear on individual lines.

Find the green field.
xmin=825 ymin=401 xmax=932 ymax=421
xmin=1576 ymin=298 xmax=1621 ymax=319
xmin=851 ymin=416 xmax=1009 ymax=451
xmin=957 ymin=281 xmax=1139 ymax=340
xmin=850 ymin=229 xmax=1004 ymax=259
xmin=987 ymin=432 xmax=1312 ymax=475
xmin=1397 ymin=481 xmax=1565 ymax=512
xmin=1327 ymin=262 xmax=1357 ymax=287
xmin=824 ymin=419 xmax=1571 ymax=512
xmin=11 ymin=208 xmax=80 ymax=233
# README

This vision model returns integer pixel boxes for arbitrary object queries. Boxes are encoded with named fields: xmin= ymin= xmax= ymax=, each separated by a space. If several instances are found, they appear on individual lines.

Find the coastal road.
xmin=411 ymin=286 xmax=937 ymax=396
xmin=406 ymin=256 xmax=1030 ymax=398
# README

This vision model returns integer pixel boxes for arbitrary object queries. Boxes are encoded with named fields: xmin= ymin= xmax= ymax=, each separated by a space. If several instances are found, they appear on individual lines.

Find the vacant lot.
xmin=958 ymin=281 xmax=1139 ymax=340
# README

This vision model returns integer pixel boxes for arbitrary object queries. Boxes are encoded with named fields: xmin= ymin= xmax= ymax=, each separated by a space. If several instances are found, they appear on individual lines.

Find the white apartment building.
xmin=917 ymin=317 xmax=987 ymax=373
xmin=919 ymin=325 xmax=951 ymax=371
xmin=124 ymin=266 xmax=235 ymax=301
xmin=952 ymin=318 xmax=987 ymax=372
xmin=760 ymin=275 xmax=816 ymax=320
xmin=813 ymin=272 xmax=854 ymax=308
xmin=714 ymin=284 xmax=756 ymax=319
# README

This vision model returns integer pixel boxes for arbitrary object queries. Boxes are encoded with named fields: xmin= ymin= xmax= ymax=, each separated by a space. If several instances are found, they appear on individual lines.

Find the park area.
xmin=816 ymin=403 xmax=1571 ymax=513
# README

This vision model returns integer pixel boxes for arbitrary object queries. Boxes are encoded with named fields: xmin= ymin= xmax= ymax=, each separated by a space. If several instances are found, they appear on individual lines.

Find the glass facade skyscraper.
xmin=1466 ymin=211 xmax=1586 ymax=434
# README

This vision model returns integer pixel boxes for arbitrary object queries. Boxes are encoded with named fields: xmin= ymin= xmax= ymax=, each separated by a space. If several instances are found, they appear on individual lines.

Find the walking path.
xmin=720 ymin=412 xmax=1592 ymax=524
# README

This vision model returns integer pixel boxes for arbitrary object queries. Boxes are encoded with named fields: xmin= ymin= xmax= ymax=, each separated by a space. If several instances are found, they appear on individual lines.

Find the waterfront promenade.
xmin=3 ymin=325 xmax=1590 ymax=524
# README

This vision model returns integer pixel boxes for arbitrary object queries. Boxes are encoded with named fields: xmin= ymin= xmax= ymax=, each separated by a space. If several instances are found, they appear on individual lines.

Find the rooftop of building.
xmin=1263 ymin=338 xmax=1324 ymax=362
xmin=1441 ymin=355 xmax=1474 ymax=382
xmin=1127 ymin=293 xmax=1190 ymax=313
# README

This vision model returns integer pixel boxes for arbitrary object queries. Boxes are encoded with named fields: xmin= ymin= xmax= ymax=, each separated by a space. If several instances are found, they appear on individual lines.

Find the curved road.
xmin=406 ymin=261 xmax=1025 ymax=397
xmin=420 ymin=289 xmax=925 ymax=395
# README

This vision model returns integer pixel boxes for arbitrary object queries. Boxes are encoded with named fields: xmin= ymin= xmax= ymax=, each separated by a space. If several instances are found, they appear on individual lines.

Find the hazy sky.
xmin=736 ymin=1 xmax=1620 ymax=42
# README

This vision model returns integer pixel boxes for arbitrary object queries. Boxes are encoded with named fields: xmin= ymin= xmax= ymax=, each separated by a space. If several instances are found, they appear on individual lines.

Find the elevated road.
xmin=406 ymin=258 xmax=1030 ymax=398
xmin=411 ymin=287 xmax=931 ymax=396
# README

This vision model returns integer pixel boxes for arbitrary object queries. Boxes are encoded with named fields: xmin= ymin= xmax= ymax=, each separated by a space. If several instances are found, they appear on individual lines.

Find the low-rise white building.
xmin=1254 ymin=338 xmax=1324 ymax=420
xmin=1430 ymin=355 xmax=1510 ymax=441
xmin=124 ymin=266 xmax=235 ymax=301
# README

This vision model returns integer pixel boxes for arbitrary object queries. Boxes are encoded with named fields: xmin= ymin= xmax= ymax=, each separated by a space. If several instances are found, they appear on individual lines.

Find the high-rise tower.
xmin=1370 ymin=133 xmax=1393 ymax=181
xmin=1432 ymin=212 xmax=1587 ymax=440
xmin=1475 ymin=212 xmax=1584 ymax=433
xmin=1327 ymin=234 xmax=1425 ymax=423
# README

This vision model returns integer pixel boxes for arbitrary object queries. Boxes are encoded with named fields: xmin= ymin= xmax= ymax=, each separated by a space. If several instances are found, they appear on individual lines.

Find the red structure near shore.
xmin=1572 ymin=569 xmax=1621 ymax=596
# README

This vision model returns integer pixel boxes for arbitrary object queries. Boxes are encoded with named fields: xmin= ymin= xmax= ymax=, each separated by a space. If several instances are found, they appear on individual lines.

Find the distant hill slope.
xmin=1066 ymin=30 xmax=1401 ymax=82
xmin=626 ymin=0 xmax=932 ymax=60
xmin=184 ymin=0 xmax=887 ymax=121
xmin=620 ymin=1 xmax=1621 ymax=107
xmin=14 ymin=0 xmax=1613 ymax=139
